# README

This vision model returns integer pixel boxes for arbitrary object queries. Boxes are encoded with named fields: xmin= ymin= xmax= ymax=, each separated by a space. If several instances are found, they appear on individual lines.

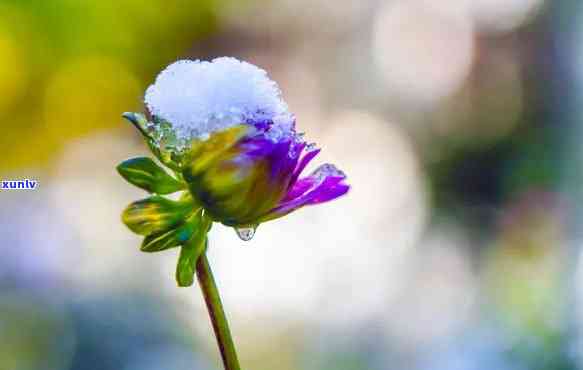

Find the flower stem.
xmin=196 ymin=254 xmax=241 ymax=370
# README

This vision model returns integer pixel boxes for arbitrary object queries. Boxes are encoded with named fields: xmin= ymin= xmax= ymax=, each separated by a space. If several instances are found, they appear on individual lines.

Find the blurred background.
xmin=0 ymin=0 xmax=582 ymax=369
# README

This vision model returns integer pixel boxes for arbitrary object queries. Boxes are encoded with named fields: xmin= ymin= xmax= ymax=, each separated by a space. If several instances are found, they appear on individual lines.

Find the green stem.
xmin=196 ymin=254 xmax=242 ymax=370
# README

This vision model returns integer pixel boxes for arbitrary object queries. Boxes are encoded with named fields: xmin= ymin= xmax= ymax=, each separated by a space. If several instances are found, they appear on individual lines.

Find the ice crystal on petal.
xmin=305 ymin=142 xmax=318 ymax=152
xmin=311 ymin=164 xmax=346 ymax=181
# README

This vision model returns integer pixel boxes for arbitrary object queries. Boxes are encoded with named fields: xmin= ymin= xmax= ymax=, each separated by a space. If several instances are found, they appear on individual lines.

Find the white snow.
xmin=144 ymin=57 xmax=294 ymax=142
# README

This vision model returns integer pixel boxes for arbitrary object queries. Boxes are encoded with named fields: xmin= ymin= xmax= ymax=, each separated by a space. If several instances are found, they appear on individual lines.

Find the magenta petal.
xmin=236 ymin=137 xmax=298 ymax=181
xmin=282 ymin=178 xmax=316 ymax=202
xmin=270 ymin=140 xmax=296 ymax=180
xmin=263 ymin=164 xmax=348 ymax=220
xmin=288 ymin=148 xmax=320 ymax=188
xmin=308 ymin=182 xmax=350 ymax=204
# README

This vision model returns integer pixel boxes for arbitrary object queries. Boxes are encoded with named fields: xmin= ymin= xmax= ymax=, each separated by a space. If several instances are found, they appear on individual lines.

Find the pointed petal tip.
xmin=122 ymin=111 xmax=137 ymax=122
xmin=122 ymin=112 xmax=149 ymax=127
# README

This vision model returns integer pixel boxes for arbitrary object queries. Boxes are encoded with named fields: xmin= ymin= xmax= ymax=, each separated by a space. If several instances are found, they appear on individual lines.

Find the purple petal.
xmin=288 ymin=147 xmax=320 ymax=189
xmin=263 ymin=163 xmax=349 ymax=220
xmin=239 ymin=137 xmax=276 ymax=157
xmin=308 ymin=182 xmax=350 ymax=204
xmin=282 ymin=177 xmax=316 ymax=202
xmin=240 ymin=136 xmax=300 ymax=185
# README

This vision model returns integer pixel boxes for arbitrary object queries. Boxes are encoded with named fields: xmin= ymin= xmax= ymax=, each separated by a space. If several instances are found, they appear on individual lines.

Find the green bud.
xmin=117 ymin=157 xmax=184 ymax=194
xmin=141 ymin=211 xmax=201 ymax=252
xmin=122 ymin=195 xmax=195 ymax=236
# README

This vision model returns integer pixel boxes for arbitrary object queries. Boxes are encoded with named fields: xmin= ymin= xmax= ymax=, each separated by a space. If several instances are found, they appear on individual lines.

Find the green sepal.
xmin=141 ymin=211 xmax=201 ymax=252
xmin=176 ymin=215 xmax=212 ymax=287
xmin=122 ymin=112 xmax=150 ymax=138
xmin=117 ymin=157 xmax=185 ymax=194
xmin=122 ymin=112 xmax=181 ymax=171
xmin=121 ymin=195 xmax=195 ymax=236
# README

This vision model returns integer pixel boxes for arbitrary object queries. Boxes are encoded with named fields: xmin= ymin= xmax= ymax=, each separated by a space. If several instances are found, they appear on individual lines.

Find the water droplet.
xmin=235 ymin=225 xmax=257 ymax=241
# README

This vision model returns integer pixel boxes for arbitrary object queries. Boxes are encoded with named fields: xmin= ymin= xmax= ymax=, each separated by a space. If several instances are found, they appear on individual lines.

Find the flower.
xmin=118 ymin=57 xmax=349 ymax=286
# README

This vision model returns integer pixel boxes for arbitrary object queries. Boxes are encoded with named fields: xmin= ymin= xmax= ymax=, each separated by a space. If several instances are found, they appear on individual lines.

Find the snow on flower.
xmin=144 ymin=57 xmax=295 ymax=142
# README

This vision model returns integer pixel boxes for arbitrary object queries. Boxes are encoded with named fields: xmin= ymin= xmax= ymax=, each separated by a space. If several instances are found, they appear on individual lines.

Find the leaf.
xmin=122 ymin=112 xmax=150 ymax=137
xmin=117 ymin=157 xmax=184 ymax=194
xmin=141 ymin=211 xmax=202 ymax=252
xmin=175 ymin=239 xmax=206 ymax=287
xmin=121 ymin=195 xmax=194 ymax=236
xmin=122 ymin=112 xmax=181 ymax=171
xmin=176 ymin=215 xmax=212 ymax=287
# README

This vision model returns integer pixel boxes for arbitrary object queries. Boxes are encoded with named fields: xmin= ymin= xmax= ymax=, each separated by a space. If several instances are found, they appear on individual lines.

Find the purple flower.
xmin=181 ymin=122 xmax=349 ymax=231
xmin=120 ymin=57 xmax=348 ymax=246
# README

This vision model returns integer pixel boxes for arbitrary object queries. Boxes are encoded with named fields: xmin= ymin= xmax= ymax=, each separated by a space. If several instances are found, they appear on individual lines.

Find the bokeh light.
xmin=44 ymin=57 xmax=141 ymax=141
xmin=0 ymin=30 xmax=27 ymax=114
xmin=470 ymin=0 xmax=546 ymax=33
xmin=373 ymin=0 xmax=475 ymax=105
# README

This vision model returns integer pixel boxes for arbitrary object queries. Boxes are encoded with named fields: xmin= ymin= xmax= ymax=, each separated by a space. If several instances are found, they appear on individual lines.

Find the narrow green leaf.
xmin=176 ymin=239 xmax=206 ymax=287
xmin=121 ymin=195 xmax=194 ymax=236
xmin=122 ymin=112 xmax=181 ymax=171
xmin=122 ymin=112 xmax=150 ymax=137
xmin=176 ymin=215 xmax=212 ymax=287
xmin=141 ymin=211 xmax=202 ymax=252
xmin=117 ymin=157 xmax=184 ymax=194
